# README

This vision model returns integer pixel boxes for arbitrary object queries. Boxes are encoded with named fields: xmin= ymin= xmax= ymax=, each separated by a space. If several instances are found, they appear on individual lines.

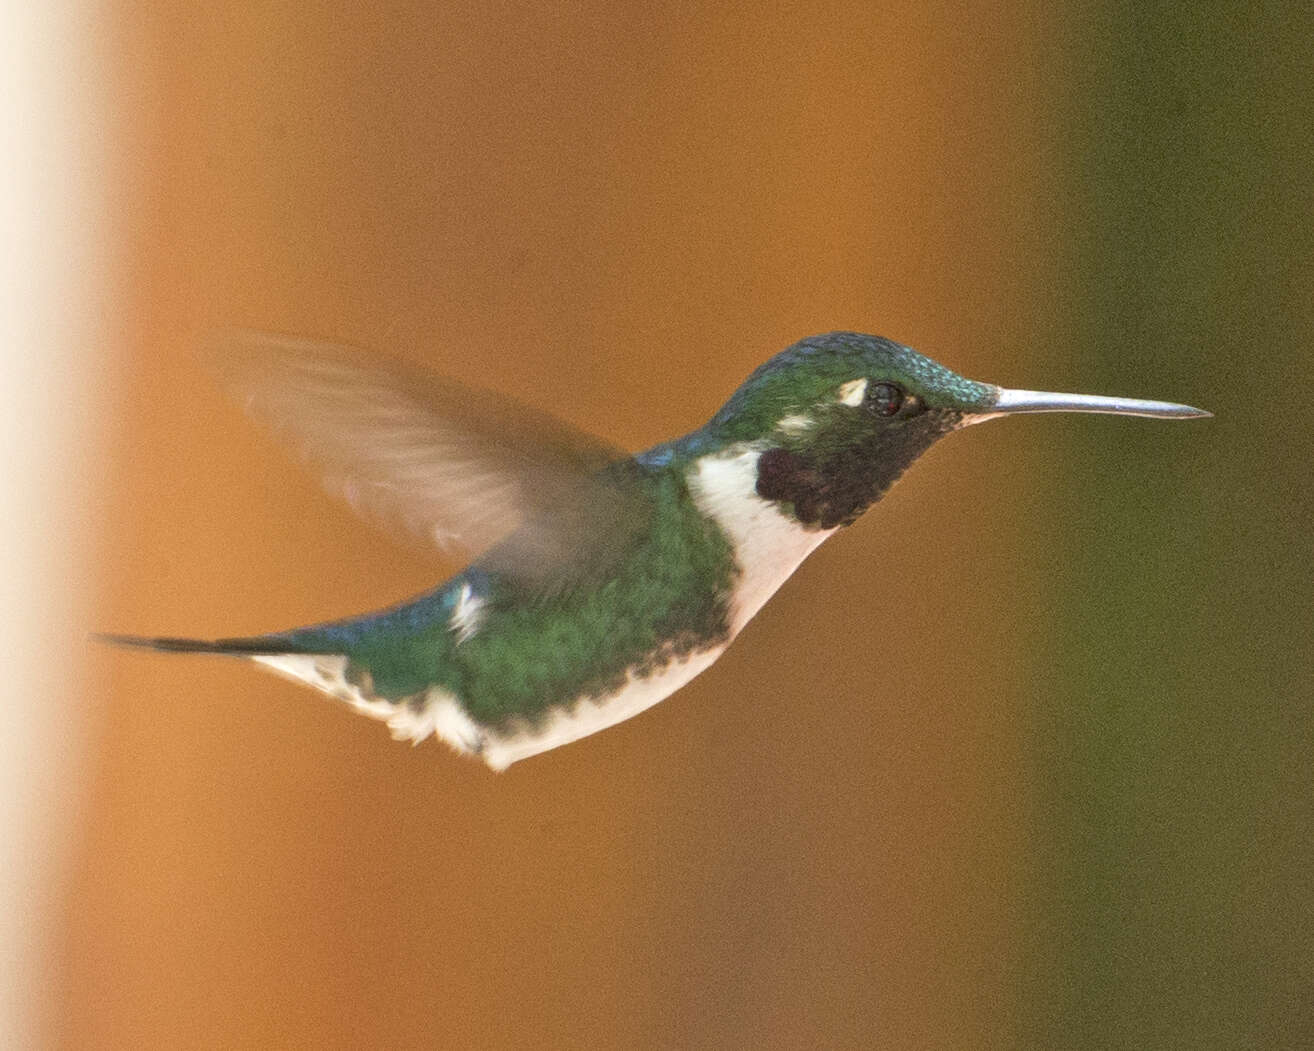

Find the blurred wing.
xmin=206 ymin=330 xmax=653 ymax=593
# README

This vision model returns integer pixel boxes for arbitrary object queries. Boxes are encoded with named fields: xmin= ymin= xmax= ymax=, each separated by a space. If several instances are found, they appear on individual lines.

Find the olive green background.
xmin=67 ymin=3 xmax=1310 ymax=1047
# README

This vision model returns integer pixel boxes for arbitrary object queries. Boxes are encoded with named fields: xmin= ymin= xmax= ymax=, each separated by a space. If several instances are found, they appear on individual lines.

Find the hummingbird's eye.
xmin=866 ymin=382 xmax=904 ymax=417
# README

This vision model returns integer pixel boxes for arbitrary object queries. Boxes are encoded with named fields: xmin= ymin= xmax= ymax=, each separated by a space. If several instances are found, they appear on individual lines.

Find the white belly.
xmin=251 ymin=645 xmax=727 ymax=771
xmin=476 ymin=645 xmax=728 ymax=770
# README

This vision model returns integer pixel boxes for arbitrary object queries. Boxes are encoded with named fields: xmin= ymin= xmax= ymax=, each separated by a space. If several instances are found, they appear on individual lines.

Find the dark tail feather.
xmin=91 ymin=632 xmax=297 ymax=656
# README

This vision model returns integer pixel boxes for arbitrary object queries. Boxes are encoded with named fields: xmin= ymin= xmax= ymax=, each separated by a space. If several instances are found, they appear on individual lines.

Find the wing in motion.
xmin=206 ymin=330 xmax=655 ymax=596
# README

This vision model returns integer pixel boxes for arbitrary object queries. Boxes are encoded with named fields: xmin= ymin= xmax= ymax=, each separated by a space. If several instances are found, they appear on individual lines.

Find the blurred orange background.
xmin=43 ymin=2 xmax=1309 ymax=1048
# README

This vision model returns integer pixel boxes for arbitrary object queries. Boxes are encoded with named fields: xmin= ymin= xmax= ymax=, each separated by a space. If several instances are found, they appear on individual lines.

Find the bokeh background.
xmin=16 ymin=2 xmax=1311 ymax=1047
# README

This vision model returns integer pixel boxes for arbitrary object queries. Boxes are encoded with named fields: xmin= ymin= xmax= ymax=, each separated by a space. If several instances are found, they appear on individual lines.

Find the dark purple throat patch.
xmin=754 ymin=446 xmax=862 ymax=530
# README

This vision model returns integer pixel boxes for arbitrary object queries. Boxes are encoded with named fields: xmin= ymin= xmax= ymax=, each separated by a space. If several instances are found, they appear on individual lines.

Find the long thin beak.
xmin=967 ymin=387 xmax=1211 ymax=424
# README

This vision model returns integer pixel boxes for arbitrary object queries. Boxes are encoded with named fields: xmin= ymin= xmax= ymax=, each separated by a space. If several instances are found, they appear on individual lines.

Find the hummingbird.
xmin=101 ymin=331 xmax=1209 ymax=770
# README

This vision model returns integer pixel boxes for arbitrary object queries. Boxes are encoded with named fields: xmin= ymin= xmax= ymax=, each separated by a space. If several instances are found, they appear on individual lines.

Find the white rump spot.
xmin=448 ymin=581 xmax=486 ymax=643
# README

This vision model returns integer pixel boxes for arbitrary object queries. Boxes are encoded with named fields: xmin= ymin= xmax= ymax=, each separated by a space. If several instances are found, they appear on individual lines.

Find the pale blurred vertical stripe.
xmin=2 ymin=2 xmax=113 ymax=1045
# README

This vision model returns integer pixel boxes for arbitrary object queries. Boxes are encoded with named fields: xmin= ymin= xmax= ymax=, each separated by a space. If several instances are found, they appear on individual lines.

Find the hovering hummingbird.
xmin=101 ymin=331 xmax=1209 ymax=770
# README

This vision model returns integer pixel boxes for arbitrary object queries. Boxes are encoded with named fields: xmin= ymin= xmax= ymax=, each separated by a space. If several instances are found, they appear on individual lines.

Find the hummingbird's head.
xmin=700 ymin=331 xmax=1207 ymax=531
xmin=703 ymin=332 xmax=994 ymax=529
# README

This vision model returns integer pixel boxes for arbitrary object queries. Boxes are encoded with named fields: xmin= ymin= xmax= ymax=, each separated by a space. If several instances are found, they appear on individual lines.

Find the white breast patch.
xmin=685 ymin=444 xmax=835 ymax=634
